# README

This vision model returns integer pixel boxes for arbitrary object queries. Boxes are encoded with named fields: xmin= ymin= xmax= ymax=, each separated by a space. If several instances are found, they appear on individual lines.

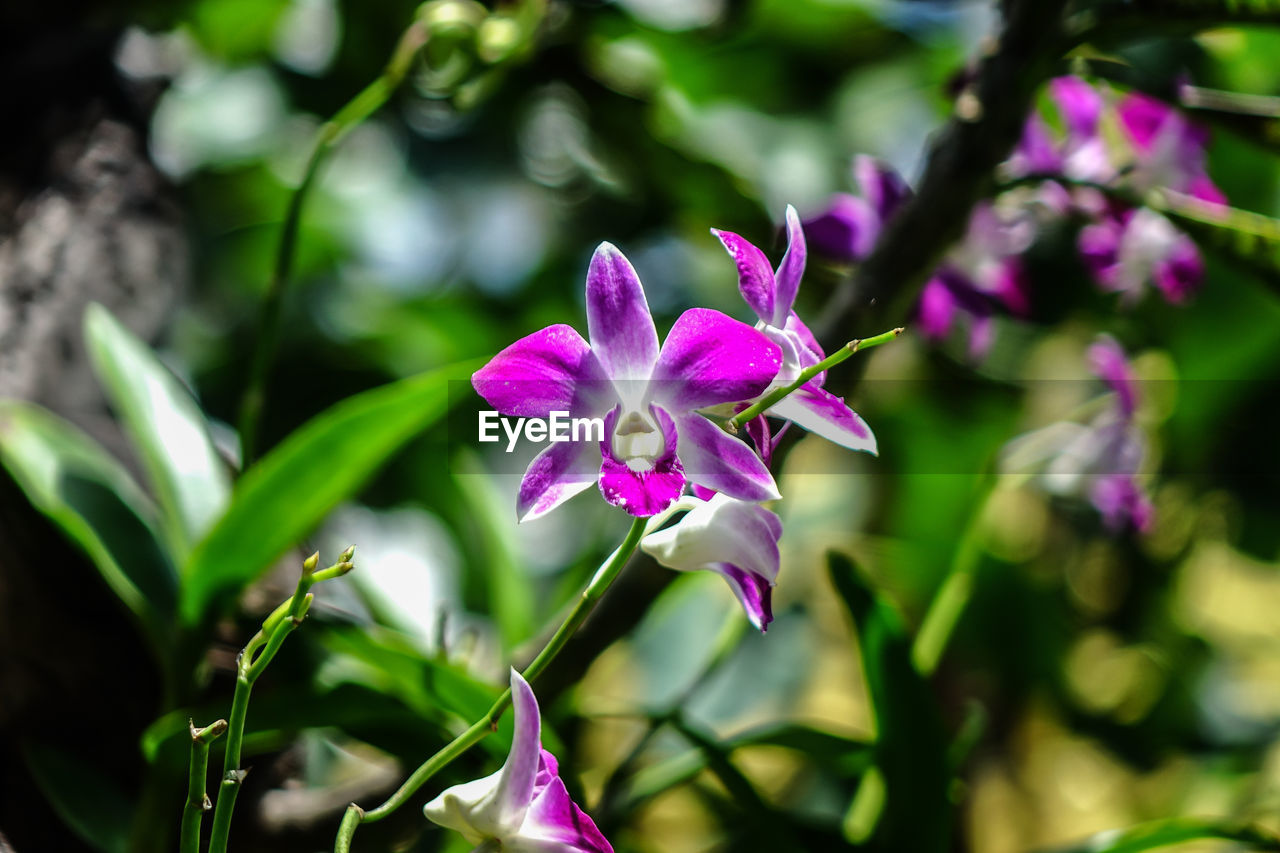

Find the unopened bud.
xmin=418 ymin=0 xmax=486 ymax=35
xmin=339 ymin=544 xmax=356 ymax=563
xmin=303 ymin=551 xmax=320 ymax=572
xmin=477 ymin=15 xmax=520 ymax=63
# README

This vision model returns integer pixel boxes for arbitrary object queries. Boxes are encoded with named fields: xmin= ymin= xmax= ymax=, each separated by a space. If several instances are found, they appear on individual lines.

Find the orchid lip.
xmin=611 ymin=407 xmax=666 ymax=471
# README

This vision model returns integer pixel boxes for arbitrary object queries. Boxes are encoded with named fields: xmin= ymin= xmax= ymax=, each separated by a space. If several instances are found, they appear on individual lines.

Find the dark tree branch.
xmin=818 ymin=0 xmax=1073 ymax=344
xmin=1080 ymin=0 xmax=1280 ymax=39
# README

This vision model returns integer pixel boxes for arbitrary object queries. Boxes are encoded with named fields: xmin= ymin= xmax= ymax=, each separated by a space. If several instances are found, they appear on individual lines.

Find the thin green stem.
xmin=727 ymin=327 xmax=904 ymax=431
xmin=236 ymin=20 xmax=429 ymax=464
xmin=180 ymin=720 xmax=227 ymax=853
xmin=334 ymin=517 xmax=648 ymax=852
xmin=911 ymin=488 xmax=990 ymax=676
xmin=206 ymin=551 xmax=351 ymax=853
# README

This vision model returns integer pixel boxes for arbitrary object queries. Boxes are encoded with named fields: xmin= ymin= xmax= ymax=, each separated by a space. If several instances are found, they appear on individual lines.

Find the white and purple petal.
xmin=598 ymin=406 xmax=686 ymax=517
xmin=1087 ymin=335 xmax=1138 ymax=419
xmin=515 ymin=776 xmax=614 ymax=853
xmin=675 ymin=414 xmax=780 ymax=502
xmin=771 ymin=205 xmax=807 ymax=326
xmin=801 ymin=193 xmax=877 ymax=263
xmin=769 ymin=385 xmax=877 ymax=455
xmin=1050 ymin=76 xmax=1103 ymax=139
xmin=423 ymin=670 xmax=543 ymax=841
xmin=517 ymin=440 xmax=602 ymax=523
xmin=473 ymin=325 xmax=611 ymax=419
xmin=715 ymin=563 xmax=775 ymax=632
xmin=712 ymin=228 xmax=777 ymax=323
xmin=586 ymin=242 xmax=660 ymax=383
xmin=854 ymin=155 xmax=912 ymax=224
xmin=641 ymin=492 xmax=782 ymax=632
xmin=650 ymin=308 xmax=782 ymax=411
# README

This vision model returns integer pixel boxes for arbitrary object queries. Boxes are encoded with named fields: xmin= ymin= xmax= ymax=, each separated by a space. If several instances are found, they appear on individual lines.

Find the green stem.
xmin=236 ymin=19 xmax=429 ymax=464
xmin=207 ymin=551 xmax=349 ymax=853
xmin=333 ymin=517 xmax=648 ymax=853
xmin=727 ymin=327 xmax=904 ymax=431
xmin=911 ymin=489 xmax=989 ymax=676
xmin=180 ymin=720 xmax=228 ymax=853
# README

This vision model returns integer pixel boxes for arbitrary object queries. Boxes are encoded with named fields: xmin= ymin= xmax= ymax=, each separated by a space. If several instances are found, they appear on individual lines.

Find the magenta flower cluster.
xmin=803 ymin=76 xmax=1224 ymax=357
xmin=471 ymin=209 xmax=877 ymax=635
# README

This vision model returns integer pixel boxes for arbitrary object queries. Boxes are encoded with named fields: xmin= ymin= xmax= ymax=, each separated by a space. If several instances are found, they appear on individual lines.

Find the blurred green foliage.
xmin=5 ymin=1 xmax=1280 ymax=852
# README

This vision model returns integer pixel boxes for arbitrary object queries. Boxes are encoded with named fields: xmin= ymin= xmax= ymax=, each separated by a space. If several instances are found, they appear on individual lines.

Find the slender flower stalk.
xmin=334 ymin=517 xmax=648 ymax=853
xmin=206 ymin=549 xmax=355 ymax=853
xmin=236 ymin=19 xmax=430 ymax=464
xmin=910 ymin=499 xmax=989 ymax=676
xmin=727 ymin=327 xmax=903 ymax=431
xmin=180 ymin=719 xmax=228 ymax=853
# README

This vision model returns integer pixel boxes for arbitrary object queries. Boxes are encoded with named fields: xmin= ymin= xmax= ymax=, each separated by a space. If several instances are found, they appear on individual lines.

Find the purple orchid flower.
xmin=713 ymin=206 xmax=876 ymax=454
xmin=424 ymin=670 xmax=613 ymax=852
xmin=1010 ymin=76 xmax=1112 ymax=186
xmin=641 ymin=492 xmax=783 ymax=632
xmin=1117 ymin=91 xmax=1226 ymax=205
xmin=473 ymin=243 xmax=782 ymax=521
xmin=1000 ymin=335 xmax=1153 ymax=533
xmin=1079 ymin=206 xmax=1204 ymax=304
xmin=918 ymin=201 xmax=1032 ymax=358
xmin=801 ymin=156 xmax=911 ymax=264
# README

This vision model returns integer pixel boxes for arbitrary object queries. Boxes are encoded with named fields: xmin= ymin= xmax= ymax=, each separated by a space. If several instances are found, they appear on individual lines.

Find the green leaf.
xmin=84 ymin=303 xmax=231 ymax=564
xmin=452 ymin=450 xmax=536 ymax=651
xmin=0 ymin=401 xmax=177 ymax=636
xmin=179 ymin=361 xmax=474 ymax=624
xmin=1042 ymin=818 xmax=1280 ymax=853
xmin=828 ymin=552 xmax=951 ymax=852
xmin=21 ymin=739 xmax=135 ymax=853
xmin=1151 ymin=189 xmax=1280 ymax=289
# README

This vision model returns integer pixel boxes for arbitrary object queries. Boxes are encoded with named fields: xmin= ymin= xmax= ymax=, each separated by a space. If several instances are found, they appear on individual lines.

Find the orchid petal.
xmin=743 ymin=414 xmax=772 ymax=467
xmin=1088 ymin=335 xmax=1138 ymax=419
xmin=1188 ymin=174 xmax=1227 ymax=205
xmin=515 ymin=776 xmax=613 ymax=853
xmin=423 ymin=670 xmax=542 ymax=840
xmin=801 ymin=194 xmax=877 ymax=262
xmin=1050 ymin=76 xmax=1103 ymax=138
xmin=1152 ymin=231 xmax=1203 ymax=303
xmin=586 ymin=242 xmax=659 ymax=383
xmin=517 ymin=440 xmax=601 ymax=523
xmin=854 ymin=155 xmax=911 ymax=223
xmin=675 ymin=414 xmax=780 ymax=502
xmin=712 ymin=228 xmax=776 ymax=323
xmin=769 ymin=385 xmax=877 ymax=455
xmin=598 ymin=406 xmax=685 ymax=517
xmin=1078 ymin=217 xmax=1122 ymax=289
xmin=781 ymin=312 xmax=825 ymax=372
xmin=967 ymin=314 xmax=995 ymax=361
xmin=1012 ymin=116 xmax=1062 ymax=175
xmin=716 ymin=563 xmax=775 ymax=631
xmin=772 ymin=205 xmax=806 ymax=326
xmin=1091 ymin=474 xmax=1154 ymax=533
xmin=641 ymin=493 xmax=781 ymax=582
xmin=1117 ymin=92 xmax=1167 ymax=153
xmin=650 ymin=309 xmax=782 ymax=411
xmin=472 ymin=324 xmax=611 ymax=419
xmin=917 ymin=277 xmax=957 ymax=341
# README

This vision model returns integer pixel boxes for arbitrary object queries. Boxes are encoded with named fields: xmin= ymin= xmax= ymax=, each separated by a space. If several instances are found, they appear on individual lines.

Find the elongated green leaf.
xmin=828 ymin=552 xmax=951 ymax=852
xmin=21 ymin=739 xmax=135 ymax=853
xmin=1042 ymin=818 xmax=1280 ymax=853
xmin=453 ymin=450 xmax=537 ymax=650
xmin=84 ymin=303 xmax=231 ymax=563
xmin=1151 ymin=189 xmax=1280 ymax=288
xmin=179 ymin=362 xmax=473 ymax=624
xmin=0 ymin=401 xmax=177 ymax=634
